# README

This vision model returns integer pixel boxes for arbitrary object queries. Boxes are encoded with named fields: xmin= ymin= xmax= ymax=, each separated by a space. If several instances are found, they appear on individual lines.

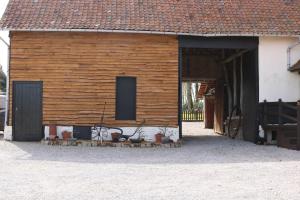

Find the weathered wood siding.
xmin=9 ymin=32 xmax=178 ymax=127
xmin=182 ymin=55 xmax=222 ymax=80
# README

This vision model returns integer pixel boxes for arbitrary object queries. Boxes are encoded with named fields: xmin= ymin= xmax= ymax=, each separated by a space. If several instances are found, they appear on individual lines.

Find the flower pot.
xmin=155 ymin=133 xmax=164 ymax=144
xmin=130 ymin=138 xmax=144 ymax=143
xmin=49 ymin=124 xmax=57 ymax=140
xmin=111 ymin=132 xmax=121 ymax=142
xmin=62 ymin=131 xmax=72 ymax=140
xmin=162 ymin=136 xmax=170 ymax=144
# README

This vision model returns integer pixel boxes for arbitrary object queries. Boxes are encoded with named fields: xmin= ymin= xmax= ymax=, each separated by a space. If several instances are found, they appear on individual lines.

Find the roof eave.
xmin=2 ymin=28 xmax=300 ymax=37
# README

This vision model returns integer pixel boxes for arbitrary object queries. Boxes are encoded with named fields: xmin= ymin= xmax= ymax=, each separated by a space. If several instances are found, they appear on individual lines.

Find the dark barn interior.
xmin=179 ymin=37 xmax=259 ymax=143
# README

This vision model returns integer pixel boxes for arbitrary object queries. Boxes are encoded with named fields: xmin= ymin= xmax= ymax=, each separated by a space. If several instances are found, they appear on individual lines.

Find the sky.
xmin=0 ymin=0 xmax=9 ymax=75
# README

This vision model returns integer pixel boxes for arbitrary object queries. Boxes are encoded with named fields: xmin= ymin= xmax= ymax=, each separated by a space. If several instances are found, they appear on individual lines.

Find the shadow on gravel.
xmin=5 ymin=134 xmax=300 ymax=165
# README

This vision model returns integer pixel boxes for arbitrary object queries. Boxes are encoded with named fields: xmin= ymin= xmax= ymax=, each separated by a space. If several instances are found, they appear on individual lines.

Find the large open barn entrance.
xmin=178 ymin=37 xmax=259 ymax=143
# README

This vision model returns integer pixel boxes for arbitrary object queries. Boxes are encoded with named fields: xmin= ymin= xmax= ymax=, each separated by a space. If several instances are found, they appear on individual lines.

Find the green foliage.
xmin=183 ymin=100 xmax=203 ymax=112
xmin=182 ymin=81 xmax=203 ymax=112
xmin=0 ymin=75 xmax=6 ymax=92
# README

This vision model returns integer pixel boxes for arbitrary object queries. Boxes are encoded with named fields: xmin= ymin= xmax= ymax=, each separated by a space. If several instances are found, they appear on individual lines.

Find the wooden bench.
xmin=260 ymin=100 xmax=300 ymax=150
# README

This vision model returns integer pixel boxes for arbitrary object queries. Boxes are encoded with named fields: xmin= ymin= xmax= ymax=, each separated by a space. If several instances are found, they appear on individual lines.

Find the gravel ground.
xmin=0 ymin=122 xmax=300 ymax=200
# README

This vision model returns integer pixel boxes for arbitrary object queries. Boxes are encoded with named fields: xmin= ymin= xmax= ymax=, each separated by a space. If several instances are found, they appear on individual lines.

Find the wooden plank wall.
xmin=214 ymin=79 xmax=224 ymax=134
xmin=9 ymin=32 xmax=178 ymax=127
xmin=204 ymin=95 xmax=215 ymax=128
xmin=182 ymin=55 xmax=222 ymax=80
xmin=242 ymin=50 xmax=259 ymax=142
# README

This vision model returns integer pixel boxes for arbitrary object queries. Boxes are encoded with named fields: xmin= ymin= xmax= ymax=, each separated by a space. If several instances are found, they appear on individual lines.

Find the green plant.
xmin=158 ymin=125 xmax=174 ymax=137
xmin=129 ymin=119 xmax=146 ymax=142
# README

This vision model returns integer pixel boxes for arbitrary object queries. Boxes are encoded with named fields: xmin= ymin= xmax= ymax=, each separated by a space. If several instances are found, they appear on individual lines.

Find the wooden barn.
xmin=0 ymin=0 xmax=300 ymax=149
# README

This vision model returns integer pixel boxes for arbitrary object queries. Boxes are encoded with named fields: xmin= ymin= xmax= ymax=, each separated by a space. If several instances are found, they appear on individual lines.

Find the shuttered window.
xmin=116 ymin=77 xmax=136 ymax=120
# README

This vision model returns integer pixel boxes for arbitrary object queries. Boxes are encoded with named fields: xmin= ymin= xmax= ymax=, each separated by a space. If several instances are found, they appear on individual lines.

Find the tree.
xmin=0 ymin=66 xmax=6 ymax=93
xmin=182 ymin=81 xmax=202 ymax=112
xmin=186 ymin=81 xmax=194 ymax=111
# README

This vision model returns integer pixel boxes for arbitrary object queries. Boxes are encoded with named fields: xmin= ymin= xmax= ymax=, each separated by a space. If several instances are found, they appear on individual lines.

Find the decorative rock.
xmin=140 ymin=143 xmax=147 ymax=148
xmin=90 ymin=141 xmax=98 ymax=147
xmin=67 ymin=138 xmax=77 ymax=146
xmin=41 ymin=140 xmax=48 ymax=145
xmin=153 ymin=143 xmax=161 ymax=147
xmin=41 ymin=139 xmax=182 ymax=148
xmin=114 ymin=143 xmax=122 ymax=147
xmin=163 ymin=143 xmax=171 ymax=148
xmin=174 ymin=142 xmax=181 ymax=148
xmin=82 ymin=141 xmax=92 ymax=147
xmin=122 ymin=142 xmax=131 ymax=148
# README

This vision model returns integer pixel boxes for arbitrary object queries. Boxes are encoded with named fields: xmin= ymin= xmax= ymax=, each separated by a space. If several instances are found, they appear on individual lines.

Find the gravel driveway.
xmin=0 ymin=123 xmax=300 ymax=200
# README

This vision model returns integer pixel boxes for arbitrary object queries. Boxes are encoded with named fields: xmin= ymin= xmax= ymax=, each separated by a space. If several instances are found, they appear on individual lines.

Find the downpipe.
xmin=287 ymin=37 xmax=300 ymax=69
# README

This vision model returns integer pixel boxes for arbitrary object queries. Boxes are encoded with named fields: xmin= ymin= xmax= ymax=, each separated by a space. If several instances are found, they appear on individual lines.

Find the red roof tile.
xmin=1 ymin=0 xmax=300 ymax=36
xmin=197 ymin=80 xmax=216 ymax=99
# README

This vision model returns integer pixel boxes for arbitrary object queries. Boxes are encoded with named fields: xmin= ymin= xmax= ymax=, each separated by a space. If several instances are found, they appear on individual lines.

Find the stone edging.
xmin=41 ymin=139 xmax=182 ymax=148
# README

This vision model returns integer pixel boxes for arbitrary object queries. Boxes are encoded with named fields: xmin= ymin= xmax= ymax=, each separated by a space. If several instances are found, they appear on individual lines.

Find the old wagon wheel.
xmin=228 ymin=106 xmax=242 ymax=139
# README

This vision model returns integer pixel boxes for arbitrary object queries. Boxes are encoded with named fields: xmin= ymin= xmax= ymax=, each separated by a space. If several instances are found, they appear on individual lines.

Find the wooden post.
xmin=263 ymin=100 xmax=267 ymax=126
xmin=297 ymin=100 xmax=300 ymax=150
xmin=178 ymin=47 xmax=183 ymax=138
xmin=233 ymin=59 xmax=237 ymax=107
xmin=223 ymin=57 xmax=232 ymax=115
xmin=278 ymin=99 xmax=282 ymax=126
xmin=240 ymin=55 xmax=243 ymax=113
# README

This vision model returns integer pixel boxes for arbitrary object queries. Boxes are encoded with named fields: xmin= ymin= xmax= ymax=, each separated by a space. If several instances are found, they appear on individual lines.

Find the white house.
xmin=259 ymin=37 xmax=300 ymax=102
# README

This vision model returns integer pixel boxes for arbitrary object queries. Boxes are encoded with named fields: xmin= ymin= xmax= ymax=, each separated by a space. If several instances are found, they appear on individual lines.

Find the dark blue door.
xmin=13 ymin=82 xmax=43 ymax=141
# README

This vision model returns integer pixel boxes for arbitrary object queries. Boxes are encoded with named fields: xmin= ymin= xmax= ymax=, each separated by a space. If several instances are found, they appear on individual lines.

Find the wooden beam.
xmin=223 ymin=50 xmax=233 ymax=115
xmin=278 ymin=99 xmax=282 ymax=126
xmin=220 ymin=49 xmax=250 ymax=64
xmin=179 ymin=36 xmax=259 ymax=49
xmin=263 ymin=100 xmax=268 ymax=127
xmin=233 ymin=59 xmax=237 ymax=106
xmin=179 ymin=47 xmax=183 ymax=139
xmin=240 ymin=55 xmax=244 ymax=112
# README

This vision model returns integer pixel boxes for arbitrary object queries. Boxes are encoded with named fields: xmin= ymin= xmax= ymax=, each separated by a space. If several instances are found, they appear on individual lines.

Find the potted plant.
xmin=129 ymin=126 xmax=145 ymax=143
xmin=156 ymin=126 xmax=174 ymax=144
xmin=49 ymin=124 xmax=57 ymax=140
xmin=111 ymin=132 xmax=121 ymax=142
xmin=155 ymin=132 xmax=164 ymax=144
xmin=120 ymin=119 xmax=146 ymax=143
xmin=62 ymin=130 xmax=72 ymax=140
xmin=128 ymin=120 xmax=146 ymax=143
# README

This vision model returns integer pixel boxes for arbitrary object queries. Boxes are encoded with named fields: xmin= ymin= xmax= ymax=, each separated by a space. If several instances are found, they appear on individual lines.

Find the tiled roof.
xmin=197 ymin=81 xmax=216 ymax=99
xmin=1 ymin=0 xmax=300 ymax=36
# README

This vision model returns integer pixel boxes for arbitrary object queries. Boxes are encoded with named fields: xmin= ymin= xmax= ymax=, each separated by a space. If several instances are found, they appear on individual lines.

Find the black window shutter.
xmin=116 ymin=77 xmax=136 ymax=120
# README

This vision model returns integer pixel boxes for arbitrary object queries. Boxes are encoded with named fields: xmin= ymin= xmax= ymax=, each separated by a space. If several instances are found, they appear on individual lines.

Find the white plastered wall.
xmin=259 ymin=37 xmax=300 ymax=102
xmin=44 ymin=126 xmax=179 ymax=142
